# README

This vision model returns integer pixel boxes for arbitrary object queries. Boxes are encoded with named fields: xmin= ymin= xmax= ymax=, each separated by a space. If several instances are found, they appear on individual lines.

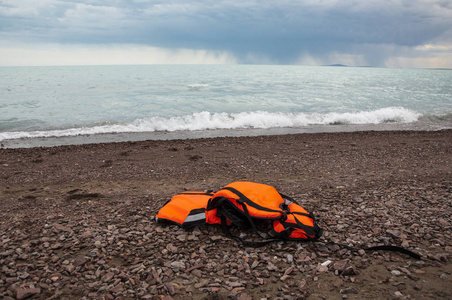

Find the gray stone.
xmin=170 ymin=261 xmax=185 ymax=269
xmin=333 ymin=259 xmax=350 ymax=273
xmin=16 ymin=288 xmax=41 ymax=300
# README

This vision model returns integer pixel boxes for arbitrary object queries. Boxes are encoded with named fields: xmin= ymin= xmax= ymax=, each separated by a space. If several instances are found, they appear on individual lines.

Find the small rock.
xmin=194 ymin=279 xmax=209 ymax=289
xmin=317 ymin=265 xmax=329 ymax=273
xmin=237 ymin=292 xmax=253 ymax=300
xmin=401 ymin=240 xmax=410 ymax=247
xmin=16 ymin=288 xmax=41 ymax=300
xmin=251 ymin=260 xmax=259 ymax=269
xmin=280 ymin=274 xmax=289 ymax=281
xmin=283 ymin=266 xmax=294 ymax=276
xmin=171 ymin=261 xmax=185 ymax=269
xmin=391 ymin=270 xmax=402 ymax=276
xmin=228 ymin=281 xmax=244 ymax=289
xmin=340 ymin=287 xmax=358 ymax=294
xmin=321 ymin=260 xmax=332 ymax=267
xmin=191 ymin=269 xmax=202 ymax=277
xmin=298 ymin=279 xmax=307 ymax=291
xmin=176 ymin=234 xmax=186 ymax=241
xmin=342 ymin=267 xmax=356 ymax=276
xmin=74 ymin=255 xmax=89 ymax=266
xmin=50 ymin=243 xmax=63 ymax=250
xmin=102 ymin=272 xmax=114 ymax=282
xmin=165 ymin=282 xmax=176 ymax=295
xmin=18 ymin=272 xmax=30 ymax=279
xmin=286 ymin=254 xmax=294 ymax=263
xmin=333 ymin=259 xmax=349 ymax=273
xmin=64 ymin=264 xmax=75 ymax=273
xmin=334 ymin=278 xmax=344 ymax=288
xmin=53 ymin=223 xmax=72 ymax=232
xmin=386 ymin=229 xmax=401 ymax=237
xmin=104 ymin=294 xmax=114 ymax=300
xmin=266 ymin=262 xmax=278 ymax=271
xmin=166 ymin=244 xmax=178 ymax=253
xmin=394 ymin=291 xmax=403 ymax=298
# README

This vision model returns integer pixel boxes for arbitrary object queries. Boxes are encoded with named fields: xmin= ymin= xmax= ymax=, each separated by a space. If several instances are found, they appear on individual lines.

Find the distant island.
xmin=323 ymin=64 xmax=348 ymax=67
xmin=322 ymin=64 xmax=375 ymax=68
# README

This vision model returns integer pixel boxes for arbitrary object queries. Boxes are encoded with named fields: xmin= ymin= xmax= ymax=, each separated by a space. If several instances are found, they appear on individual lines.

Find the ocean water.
xmin=0 ymin=65 xmax=451 ymax=147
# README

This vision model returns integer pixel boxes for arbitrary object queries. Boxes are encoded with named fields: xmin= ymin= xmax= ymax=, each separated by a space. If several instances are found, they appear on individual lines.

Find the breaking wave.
xmin=0 ymin=107 xmax=421 ymax=141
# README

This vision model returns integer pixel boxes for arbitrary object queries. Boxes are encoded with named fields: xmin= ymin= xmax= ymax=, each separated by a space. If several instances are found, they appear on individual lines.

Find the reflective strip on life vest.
xmin=185 ymin=209 xmax=207 ymax=223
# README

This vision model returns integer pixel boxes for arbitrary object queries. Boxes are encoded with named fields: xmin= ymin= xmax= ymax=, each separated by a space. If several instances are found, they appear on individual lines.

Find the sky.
xmin=0 ymin=0 xmax=451 ymax=68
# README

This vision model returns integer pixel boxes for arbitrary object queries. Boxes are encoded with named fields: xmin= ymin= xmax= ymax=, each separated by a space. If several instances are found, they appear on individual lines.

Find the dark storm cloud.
xmin=1 ymin=0 xmax=451 ymax=65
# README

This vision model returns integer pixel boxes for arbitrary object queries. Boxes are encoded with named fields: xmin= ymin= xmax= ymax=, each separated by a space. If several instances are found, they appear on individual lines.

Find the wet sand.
xmin=1 ymin=130 xmax=451 ymax=299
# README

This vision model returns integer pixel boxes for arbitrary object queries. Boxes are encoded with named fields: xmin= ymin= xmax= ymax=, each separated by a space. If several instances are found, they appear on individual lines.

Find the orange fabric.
xmin=273 ymin=220 xmax=309 ymax=239
xmin=155 ymin=192 xmax=210 ymax=226
xmin=205 ymin=208 xmax=222 ymax=224
xmin=211 ymin=181 xmax=285 ymax=219
xmin=272 ymin=202 xmax=317 ymax=239
xmin=287 ymin=203 xmax=314 ymax=227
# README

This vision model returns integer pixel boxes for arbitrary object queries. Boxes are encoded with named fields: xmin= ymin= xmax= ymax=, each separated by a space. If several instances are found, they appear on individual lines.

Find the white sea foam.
xmin=187 ymin=83 xmax=209 ymax=91
xmin=0 ymin=107 xmax=421 ymax=141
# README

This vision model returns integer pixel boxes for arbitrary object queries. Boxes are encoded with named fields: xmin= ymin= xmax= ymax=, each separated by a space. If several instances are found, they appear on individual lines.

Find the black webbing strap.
xmin=222 ymin=186 xmax=285 ymax=215
xmin=364 ymin=245 xmax=421 ymax=260
xmin=219 ymin=214 xmax=280 ymax=248
xmin=215 ymin=196 xmax=293 ymax=248
xmin=322 ymin=241 xmax=421 ymax=260
xmin=291 ymin=211 xmax=312 ymax=218
xmin=239 ymin=203 xmax=267 ymax=239
xmin=287 ymin=212 xmax=321 ymax=239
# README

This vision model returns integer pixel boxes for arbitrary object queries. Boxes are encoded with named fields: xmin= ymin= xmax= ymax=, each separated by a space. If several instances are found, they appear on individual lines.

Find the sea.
xmin=1 ymin=65 xmax=451 ymax=148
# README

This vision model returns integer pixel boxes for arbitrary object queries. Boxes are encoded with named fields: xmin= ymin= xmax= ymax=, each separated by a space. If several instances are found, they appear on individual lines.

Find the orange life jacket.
xmin=156 ymin=181 xmax=322 ymax=244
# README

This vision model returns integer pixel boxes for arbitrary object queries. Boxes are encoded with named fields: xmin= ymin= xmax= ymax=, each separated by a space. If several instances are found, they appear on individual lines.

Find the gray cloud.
xmin=1 ymin=0 xmax=451 ymax=66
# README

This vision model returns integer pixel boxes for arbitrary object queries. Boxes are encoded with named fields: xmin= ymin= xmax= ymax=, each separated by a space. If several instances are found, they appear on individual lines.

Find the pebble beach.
xmin=1 ymin=130 xmax=451 ymax=299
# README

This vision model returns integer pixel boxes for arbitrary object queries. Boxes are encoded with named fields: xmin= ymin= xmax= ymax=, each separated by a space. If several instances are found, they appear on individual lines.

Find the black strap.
xmin=239 ymin=203 xmax=268 ymax=239
xmin=322 ymin=241 xmax=421 ymax=260
xmin=222 ymin=187 xmax=285 ymax=215
xmin=219 ymin=214 xmax=281 ymax=247
xmin=364 ymin=245 xmax=421 ymax=260
xmin=215 ymin=196 xmax=293 ymax=248
xmin=219 ymin=198 xmax=270 ymax=240
xmin=291 ymin=211 xmax=312 ymax=218
xmin=280 ymin=212 xmax=321 ymax=239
